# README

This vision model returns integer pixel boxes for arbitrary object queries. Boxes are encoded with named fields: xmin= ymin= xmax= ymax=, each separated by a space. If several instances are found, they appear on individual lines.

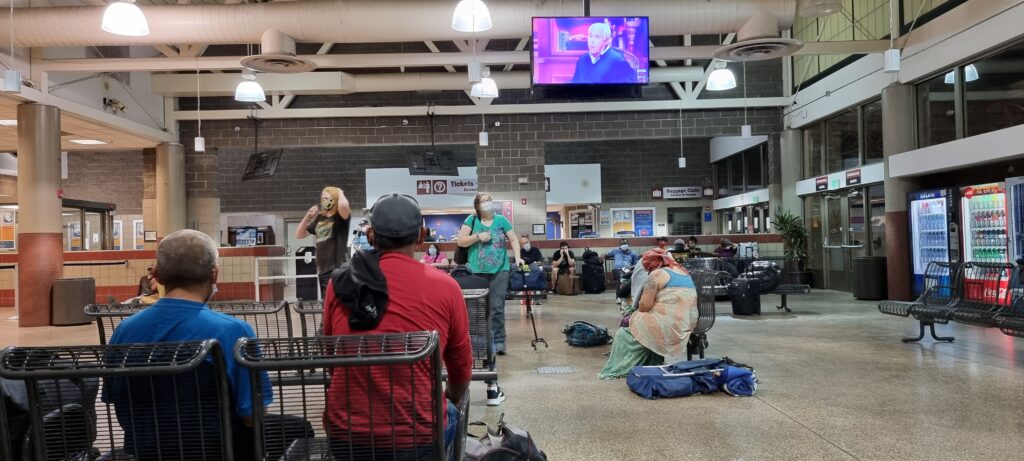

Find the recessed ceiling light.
xmin=70 ymin=139 xmax=108 ymax=145
xmin=0 ymin=120 xmax=16 ymax=126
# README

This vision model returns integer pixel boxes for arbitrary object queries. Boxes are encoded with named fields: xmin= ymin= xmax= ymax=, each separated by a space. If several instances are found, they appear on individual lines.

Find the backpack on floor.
xmin=561 ymin=321 xmax=611 ymax=347
xmin=465 ymin=413 xmax=548 ymax=461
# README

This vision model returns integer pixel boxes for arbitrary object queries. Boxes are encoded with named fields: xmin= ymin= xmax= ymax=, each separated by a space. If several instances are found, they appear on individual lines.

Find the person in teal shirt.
xmin=457 ymin=192 xmax=525 ymax=356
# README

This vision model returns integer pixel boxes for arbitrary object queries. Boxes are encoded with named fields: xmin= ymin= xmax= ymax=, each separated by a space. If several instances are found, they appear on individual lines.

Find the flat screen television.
xmin=532 ymin=16 xmax=649 ymax=86
xmin=408 ymin=151 xmax=459 ymax=176
xmin=241 ymin=149 xmax=283 ymax=181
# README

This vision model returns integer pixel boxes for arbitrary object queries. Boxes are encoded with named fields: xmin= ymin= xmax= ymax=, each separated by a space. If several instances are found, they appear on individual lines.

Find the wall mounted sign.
xmin=846 ymin=168 xmax=862 ymax=186
xmin=112 ymin=220 xmax=123 ymax=250
xmin=0 ymin=210 xmax=15 ymax=250
xmin=651 ymin=187 xmax=663 ymax=199
xmin=415 ymin=177 xmax=477 ymax=196
xmin=133 ymin=220 xmax=144 ymax=250
xmin=611 ymin=207 xmax=656 ymax=237
xmin=815 ymin=176 xmax=829 ymax=191
xmin=662 ymin=186 xmax=703 ymax=199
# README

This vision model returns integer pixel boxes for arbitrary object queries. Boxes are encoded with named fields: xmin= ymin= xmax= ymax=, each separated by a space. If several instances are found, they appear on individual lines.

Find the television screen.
xmin=241 ymin=149 xmax=283 ymax=181
xmin=408 ymin=151 xmax=459 ymax=176
xmin=532 ymin=16 xmax=649 ymax=86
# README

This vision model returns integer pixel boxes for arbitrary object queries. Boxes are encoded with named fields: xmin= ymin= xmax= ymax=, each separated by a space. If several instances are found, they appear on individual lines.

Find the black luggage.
xmin=728 ymin=276 xmax=761 ymax=315
xmin=747 ymin=261 xmax=781 ymax=293
xmin=582 ymin=264 xmax=606 ymax=293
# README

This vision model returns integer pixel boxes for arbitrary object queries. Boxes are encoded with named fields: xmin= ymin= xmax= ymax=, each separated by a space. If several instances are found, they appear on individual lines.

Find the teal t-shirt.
xmin=465 ymin=214 xmax=512 ymax=274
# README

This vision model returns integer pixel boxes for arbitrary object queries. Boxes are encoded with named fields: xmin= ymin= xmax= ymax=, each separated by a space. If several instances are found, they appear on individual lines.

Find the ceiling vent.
xmin=714 ymin=10 xmax=803 ymax=62
xmin=798 ymin=0 xmax=843 ymax=18
xmin=240 ymin=29 xmax=317 ymax=74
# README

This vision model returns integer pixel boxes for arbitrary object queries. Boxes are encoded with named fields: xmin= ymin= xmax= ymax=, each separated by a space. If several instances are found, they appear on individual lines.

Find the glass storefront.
xmin=965 ymin=42 xmax=1024 ymax=137
xmin=713 ymin=143 xmax=768 ymax=199
xmin=802 ymin=99 xmax=883 ymax=179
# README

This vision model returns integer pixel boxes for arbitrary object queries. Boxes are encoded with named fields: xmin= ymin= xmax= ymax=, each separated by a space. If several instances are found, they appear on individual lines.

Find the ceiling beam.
xmin=169 ymin=97 xmax=792 ymax=121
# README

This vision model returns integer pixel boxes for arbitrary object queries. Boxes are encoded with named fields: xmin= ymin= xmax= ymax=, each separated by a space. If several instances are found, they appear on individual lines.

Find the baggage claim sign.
xmin=415 ymin=178 xmax=478 ymax=196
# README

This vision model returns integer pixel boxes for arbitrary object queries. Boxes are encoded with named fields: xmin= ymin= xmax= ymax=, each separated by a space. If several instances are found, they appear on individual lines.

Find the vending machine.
xmin=1005 ymin=176 xmax=1024 ymax=263
xmin=960 ymin=182 xmax=1009 ymax=264
xmin=908 ymin=188 xmax=959 ymax=296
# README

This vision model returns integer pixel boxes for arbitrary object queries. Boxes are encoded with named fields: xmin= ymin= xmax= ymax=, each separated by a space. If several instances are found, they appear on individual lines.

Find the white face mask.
xmin=620 ymin=244 xmax=629 ymax=252
xmin=482 ymin=201 xmax=502 ymax=214
xmin=428 ymin=247 xmax=437 ymax=255
xmin=523 ymin=243 xmax=531 ymax=251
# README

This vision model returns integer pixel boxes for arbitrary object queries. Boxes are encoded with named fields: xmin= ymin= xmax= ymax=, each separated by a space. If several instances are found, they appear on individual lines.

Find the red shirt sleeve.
xmin=442 ymin=285 xmax=474 ymax=385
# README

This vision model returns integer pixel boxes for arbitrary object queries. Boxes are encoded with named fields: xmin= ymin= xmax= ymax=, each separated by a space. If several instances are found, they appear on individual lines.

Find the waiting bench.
xmin=0 ymin=340 xmax=235 ymax=461
xmin=686 ymin=270 xmax=730 ymax=360
xmin=878 ymin=261 xmax=1024 ymax=342
xmin=235 ymin=331 xmax=469 ymax=461
xmin=86 ymin=300 xmax=296 ymax=344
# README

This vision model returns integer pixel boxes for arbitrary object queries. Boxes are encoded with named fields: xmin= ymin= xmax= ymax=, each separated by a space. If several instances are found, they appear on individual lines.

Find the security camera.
xmin=402 ymin=119 xmax=409 ymax=126
xmin=103 ymin=97 xmax=126 ymax=113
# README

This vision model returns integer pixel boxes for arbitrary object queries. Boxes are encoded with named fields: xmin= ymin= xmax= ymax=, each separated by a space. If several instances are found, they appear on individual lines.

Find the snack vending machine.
xmin=960 ymin=182 xmax=1009 ymax=264
xmin=908 ymin=188 xmax=958 ymax=297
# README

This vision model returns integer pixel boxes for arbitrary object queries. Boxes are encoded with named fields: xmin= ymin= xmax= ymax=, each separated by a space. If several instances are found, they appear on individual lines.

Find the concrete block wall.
xmin=61 ymin=151 xmax=145 ymax=214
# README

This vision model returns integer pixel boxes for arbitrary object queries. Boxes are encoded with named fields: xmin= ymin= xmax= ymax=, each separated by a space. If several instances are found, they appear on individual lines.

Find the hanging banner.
xmin=133 ymin=220 xmax=144 ymax=250
xmin=0 ymin=210 xmax=14 ymax=250
xmin=633 ymin=208 xmax=655 ymax=237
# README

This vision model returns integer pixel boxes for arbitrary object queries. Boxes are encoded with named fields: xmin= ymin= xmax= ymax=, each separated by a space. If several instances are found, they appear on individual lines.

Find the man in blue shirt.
xmin=606 ymin=238 xmax=640 ymax=305
xmin=104 ymin=229 xmax=309 ymax=460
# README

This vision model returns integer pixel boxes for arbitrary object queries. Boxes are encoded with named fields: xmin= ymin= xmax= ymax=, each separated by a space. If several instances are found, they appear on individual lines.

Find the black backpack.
xmin=465 ymin=413 xmax=547 ymax=461
xmin=561 ymin=321 xmax=612 ymax=347
xmin=582 ymin=248 xmax=602 ymax=266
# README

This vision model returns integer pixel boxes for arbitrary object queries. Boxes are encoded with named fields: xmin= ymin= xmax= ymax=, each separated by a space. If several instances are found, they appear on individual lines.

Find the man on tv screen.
xmin=571 ymin=22 xmax=638 ymax=84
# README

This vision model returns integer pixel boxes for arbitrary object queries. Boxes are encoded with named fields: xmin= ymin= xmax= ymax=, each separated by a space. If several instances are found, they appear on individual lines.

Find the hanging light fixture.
xmin=234 ymin=70 xmax=266 ymax=102
xmin=194 ymin=68 xmax=205 ymax=152
xmin=478 ymin=113 xmax=489 ymax=146
xmin=677 ymin=107 xmax=686 ymax=168
xmin=706 ymin=62 xmax=737 ymax=91
xmin=470 ymin=67 xmax=498 ymax=98
xmin=101 ymin=0 xmax=150 ymax=37
xmin=741 ymin=61 xmax=752 ymax=138
xmin=452 ymin=0 xmax=492 ymax=32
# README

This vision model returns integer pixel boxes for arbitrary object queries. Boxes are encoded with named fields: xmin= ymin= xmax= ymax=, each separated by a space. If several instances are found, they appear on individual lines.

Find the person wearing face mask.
xmin=457 ymin=193 xmax=525 ymax=357
xmin=606 ymin=238 xmax=640 ymax=305
xmin=104 ymin=230 xmax=312 ymax=460
xmin=519 ymin=236 xmax=544 ymax=266
xmin=295 ymin=186 xmax=352 ymax=300
xmin=419 ymin=243 xmax=450 ymax=268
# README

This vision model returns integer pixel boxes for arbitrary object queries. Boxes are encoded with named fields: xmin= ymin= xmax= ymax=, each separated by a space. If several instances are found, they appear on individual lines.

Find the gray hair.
xmin=156 ymin=229 xmax=218 ymax=289
xmin=589 ymin=22 xmax=612 ymax=39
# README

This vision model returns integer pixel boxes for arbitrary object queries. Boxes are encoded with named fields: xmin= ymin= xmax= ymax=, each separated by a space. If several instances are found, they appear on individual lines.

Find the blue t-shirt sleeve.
xmin=225 ymin=322 xmax=273 ymax=417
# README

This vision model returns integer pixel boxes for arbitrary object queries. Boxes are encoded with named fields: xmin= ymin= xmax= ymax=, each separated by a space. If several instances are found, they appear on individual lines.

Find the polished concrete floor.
xmin=2 ymin=290 xmax=1023 ymax=460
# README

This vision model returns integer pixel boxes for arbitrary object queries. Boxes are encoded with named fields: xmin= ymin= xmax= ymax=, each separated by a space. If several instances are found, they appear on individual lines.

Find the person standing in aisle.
xmin=295 ymin=186 xmax=351 ymax=300
xmin=457 ymin=192 xmax=525 ymax=357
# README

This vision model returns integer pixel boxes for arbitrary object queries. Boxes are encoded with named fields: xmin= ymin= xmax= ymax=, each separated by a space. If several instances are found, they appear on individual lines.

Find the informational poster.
xmin=112 ymin=220 xmax=123 ymax=250
xmin=133 ymin=220 xmax=144 ymax=250
xmin=495 ymin=200 xmax=514 ymax=225
xmin=611 ymin=209 xmax=634 ymax=235
xmin=235 ymin=227 xmax=258 ymax=247
xmin=599 ymin=210 xmax=611 ymax=227
xmin=611 ymin=207 xmax=656 ymax=237
xmin=0 ymin=210 xmax=15 ymax=250
xmin=633 ymin=208 xmax=655 ymax=237
xmin=69 ymin=222 xmax=82 ymax=251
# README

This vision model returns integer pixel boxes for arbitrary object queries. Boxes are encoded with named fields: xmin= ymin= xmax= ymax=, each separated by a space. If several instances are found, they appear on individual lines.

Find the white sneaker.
xmin=615 ymin=298 xmax=622 ymax=305
xmin=486 ymin=386 xmax=506 ymax=406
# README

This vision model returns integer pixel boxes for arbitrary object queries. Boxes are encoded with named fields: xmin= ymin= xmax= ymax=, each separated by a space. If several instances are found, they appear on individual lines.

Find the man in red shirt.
xmin=322 ymin=193 xmax=473 ymax=460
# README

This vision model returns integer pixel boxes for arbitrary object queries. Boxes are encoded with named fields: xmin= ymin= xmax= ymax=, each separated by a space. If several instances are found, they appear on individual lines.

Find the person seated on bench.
xmin=714 ymin=237 xmax=738 ymax=258
xmin=324 ymin=193 xmax=475 ymax=459
xmin=519 ymin=236 xmax=544 ymax=266
xmin=607 ymin=239 xmax=640 ymax=306
xmin=104 ymin=230 xmax=312 ymax=460
xmin=420 ymin=243 xmax=450 ymax=269
xmin=599 ymin=248 xmax=698 ymax=379
xmin=550 ymin=241 xmax=576 ymax=292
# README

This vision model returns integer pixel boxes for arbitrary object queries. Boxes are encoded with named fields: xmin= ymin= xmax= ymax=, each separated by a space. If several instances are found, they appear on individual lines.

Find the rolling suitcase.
xmin=556 ymin=275 xmax=581 ymax=296
xmin=728 ymin=276 xmax=761 ymax=315
xmin=581 ymin=264 xmax=606 ymax=294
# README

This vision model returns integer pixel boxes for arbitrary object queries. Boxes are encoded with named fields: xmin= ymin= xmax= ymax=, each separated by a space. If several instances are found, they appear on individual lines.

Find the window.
xmin=805 ymin=124 xmax=823 ymax=178
xmin=667 ymin=207 xmax=702 ymax=235
xmin=744 ymin=146 xmax=765 ymax=191
xmin=965 ymin=43 xmax=1024 ymax=137
xmin=862 ymin=100 xmax=883 ymax=164
xmin=825 ymin=109 xmax=859 ymax=173
xmin=716 ymin=161 xmax=729 ymax=197
xmin=916 ymin=72 xmax=958 ymax=147
xmin=729 ymin=156 xmax=744 ymax=196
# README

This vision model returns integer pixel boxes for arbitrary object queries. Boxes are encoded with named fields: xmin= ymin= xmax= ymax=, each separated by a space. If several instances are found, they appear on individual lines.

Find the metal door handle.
xmin=842 ymin=244 xmax=864 ymax=248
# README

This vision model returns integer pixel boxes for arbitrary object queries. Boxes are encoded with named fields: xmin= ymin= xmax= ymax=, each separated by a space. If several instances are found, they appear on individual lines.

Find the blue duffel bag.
xmin=627 ymin=357 xmax=757 ymax=399
xmin=509 ymin=264 xmax=547 ymax=291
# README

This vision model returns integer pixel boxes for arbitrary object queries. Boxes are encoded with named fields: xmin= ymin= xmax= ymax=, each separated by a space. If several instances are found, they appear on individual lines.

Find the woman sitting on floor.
xmin=599 ymin=248 xmax=698 ymax=379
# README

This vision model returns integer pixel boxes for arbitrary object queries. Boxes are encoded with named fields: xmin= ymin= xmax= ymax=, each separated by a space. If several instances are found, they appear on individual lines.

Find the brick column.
xmin=142 ymin=148 xmax=157 ymax=250
xmin=476 ymin=116 xmax=548 ymax=240
xmin=16 ymin=103 xmax=63 ymax=327
xmin=186 ymin=146 xmax=220 ymax=244
xmin=882 ymin=84 xmax=920 ymax=301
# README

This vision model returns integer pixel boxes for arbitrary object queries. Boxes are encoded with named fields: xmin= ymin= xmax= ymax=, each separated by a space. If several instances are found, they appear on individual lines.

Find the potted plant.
xmin=773 ymin=207 xmax=811 ymax=285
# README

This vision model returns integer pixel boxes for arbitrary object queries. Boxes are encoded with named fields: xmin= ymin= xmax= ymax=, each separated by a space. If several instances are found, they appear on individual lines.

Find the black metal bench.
xmin=84 ymin=302 xmax=147 ymax=345
xmin=994 ymin=298 xmax=1024 ymax=338
xmin=686 ymin=270 xmax=730 ymax=360
xmin=767 ymin=284 xmax=812 ymax=312
xmin=291 ymin=299 xmax=324 ymax=338
xmin=209 ymin=301 xmax=296 ymax=340
xmin=235 ymin=332 xmax=469 ymax=461
xmin=0 ymin=340 xmax=235 ymax=461
xmin=878 ymin=261 xmax=960 ymax=318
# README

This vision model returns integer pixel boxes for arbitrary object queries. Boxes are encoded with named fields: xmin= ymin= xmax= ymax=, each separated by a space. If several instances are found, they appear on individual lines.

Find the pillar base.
xmin=17 ymin=233 xmax=64 ymax=327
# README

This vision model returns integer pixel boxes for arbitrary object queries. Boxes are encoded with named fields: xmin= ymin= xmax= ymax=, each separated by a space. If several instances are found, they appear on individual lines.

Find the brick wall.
xmin=62 ymin=151 xmax=145 ymax=214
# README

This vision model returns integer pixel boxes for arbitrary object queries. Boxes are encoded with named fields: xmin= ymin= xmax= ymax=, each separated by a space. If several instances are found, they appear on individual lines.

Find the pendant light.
xmin=471 ymin=67 xmax=498 ymax=98
xmin=194 ymin=68 xmax=205 ymax=152
xmin=741 ymin=61 xmax=752 ymax=138
xmin=3 ymin=0 xmax=19 ymax=93
xmin=452 ymin=0 xmax=492 ymax=32
xmin=706 ymin=61 xmax=737 ymax=91
xmin=677 ymin=107 xmax=686 ymax=168
xmin=234 ymin=70 xmax=265 ymax=102
xmin=478 ymin=114 xmax=489 ymax=146
xmin=101 ymin=0 xmax=150 ymax=37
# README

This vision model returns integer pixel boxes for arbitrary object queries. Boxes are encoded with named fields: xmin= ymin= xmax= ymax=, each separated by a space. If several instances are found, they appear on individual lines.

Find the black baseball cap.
xmin=369 ymin=193 xmax=422 ymax=238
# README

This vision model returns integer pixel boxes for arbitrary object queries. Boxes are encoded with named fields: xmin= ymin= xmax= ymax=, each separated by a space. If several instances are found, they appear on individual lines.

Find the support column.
xmin=475 ymin=121 xmax=547 ymax=240
xmin=779 ymin=129 xmax=804 ymax=217
xmin=882 ymin=84 xmax=920 ymax=301
xmin=16 ymin=104 xmax=63 ymax=327
xmin=155 ymin=143 xmax=187 ymax=238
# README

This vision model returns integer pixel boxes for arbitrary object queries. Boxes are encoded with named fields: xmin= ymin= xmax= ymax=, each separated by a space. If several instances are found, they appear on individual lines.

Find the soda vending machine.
xmin=1005 ymin=176 xmax=1024 ymax=262
xmin=960 ymin=182 xmax=1009 ymax=264
xmin=908 ymin=188 xmax=958 ymax=297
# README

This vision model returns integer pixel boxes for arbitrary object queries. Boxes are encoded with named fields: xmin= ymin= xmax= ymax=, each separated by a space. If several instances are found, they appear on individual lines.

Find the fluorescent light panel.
xmin=0 ymin=120 xmax=16 ymax=126
xmin=70 ymin=139 xmax=108 ymax=145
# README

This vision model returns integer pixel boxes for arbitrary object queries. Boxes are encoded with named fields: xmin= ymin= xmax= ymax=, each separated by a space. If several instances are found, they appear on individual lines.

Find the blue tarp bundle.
xmin=626 ymin=357 xmax=757 ymax=399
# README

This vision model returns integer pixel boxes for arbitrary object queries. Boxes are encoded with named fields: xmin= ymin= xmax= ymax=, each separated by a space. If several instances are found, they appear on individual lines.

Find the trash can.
xmin=52 ymin=278 xmax=96 ymax=326
xmin=295 ymin=246 xmax=318 ymax=301
xmin=853 ymin=256 xmax=888 ymax=300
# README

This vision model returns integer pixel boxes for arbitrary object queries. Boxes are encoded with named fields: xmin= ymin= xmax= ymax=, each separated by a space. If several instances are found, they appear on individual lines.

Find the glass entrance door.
xmin=822 ymin=189 xmax=869 ymax=292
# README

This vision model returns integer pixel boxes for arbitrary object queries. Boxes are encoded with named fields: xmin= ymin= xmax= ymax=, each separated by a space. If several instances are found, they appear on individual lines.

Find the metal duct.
xmin=2 ymin=0 xmax=796 ymax=48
